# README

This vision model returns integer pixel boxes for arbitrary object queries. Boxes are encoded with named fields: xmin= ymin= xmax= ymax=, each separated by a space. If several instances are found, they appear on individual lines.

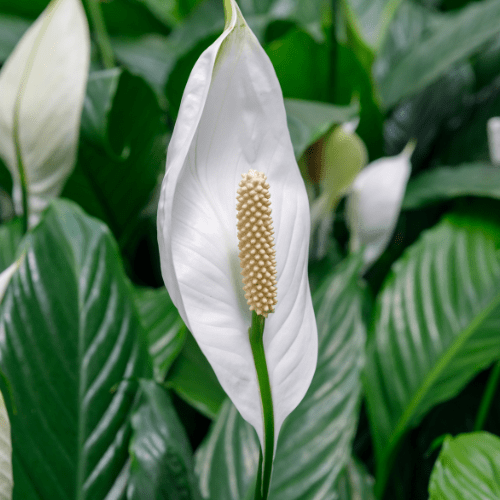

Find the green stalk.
xmin=249 ymin=311 xmax=274 ymax=500
xmin=474 ymin=360 xmax=500 ymax=431
xmin=12 ymin=107 xmax=28 ymax=234
xmin=85 ymin=0 xmax=114 ymax=69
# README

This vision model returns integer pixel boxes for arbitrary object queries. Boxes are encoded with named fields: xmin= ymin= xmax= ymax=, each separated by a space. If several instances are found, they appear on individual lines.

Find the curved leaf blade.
xmin=195 ymin=255 xmax=367 ymax=499
xmin=429 ymin=432 xmax=500 ymax=499
xmin=0 ymin=199 xmax=150 ymax=500
xmin=364 ymin=217 xmax=500 ymax=484
xmin=403 ymin=164 xmax=500 ymax=210
xmin=0 ymin=390 xmax=12 ymax=500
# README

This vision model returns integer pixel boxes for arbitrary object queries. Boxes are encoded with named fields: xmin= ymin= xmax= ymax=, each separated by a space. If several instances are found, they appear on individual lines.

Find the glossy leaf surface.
xmin=0 ymin=199 xmax=150 ymax=500
xmin=429 ymin=432 xmax=500 ymax=500
xmin=365 ymin=217 xmax=500 ymax=481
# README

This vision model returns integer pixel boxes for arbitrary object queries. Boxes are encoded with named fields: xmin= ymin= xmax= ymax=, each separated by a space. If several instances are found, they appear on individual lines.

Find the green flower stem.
xmin=13 ymin=102 xmax=28 ymax=234
xmin=249 ymin=311 xmax=274 ymax=500
xmin=474 ymin=360 xmax=500 ymax=431
xmin=85 ymin=0 xmax=115 ymax=69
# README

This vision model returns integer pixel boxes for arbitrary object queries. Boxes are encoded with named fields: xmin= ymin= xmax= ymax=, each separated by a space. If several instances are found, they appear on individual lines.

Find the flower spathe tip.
xmin=236 ymin=170 xmax=278 ymax=318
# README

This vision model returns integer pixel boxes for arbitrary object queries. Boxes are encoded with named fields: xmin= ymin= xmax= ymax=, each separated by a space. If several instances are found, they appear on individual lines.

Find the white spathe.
xmin=487 ymin=117 xmax=500 ymax=166
xmin=157 ymin=0 xmax=317 ymax=447
xmin=0 ymin=389 xmax=12 ymax=500
xmin=0 ymin=0 xmax=90 ymax=227
xmin=347 ymin=144 xmax=414 ymax=271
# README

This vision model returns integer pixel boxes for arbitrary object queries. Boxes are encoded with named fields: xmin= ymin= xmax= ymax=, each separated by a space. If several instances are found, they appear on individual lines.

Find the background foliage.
xmin=1 ymin=0 xmax=500 ymax=498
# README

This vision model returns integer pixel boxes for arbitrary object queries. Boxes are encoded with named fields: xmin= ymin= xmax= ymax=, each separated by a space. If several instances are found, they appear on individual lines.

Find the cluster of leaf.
xmin=1 ymin=0 xmax=500 ymax=499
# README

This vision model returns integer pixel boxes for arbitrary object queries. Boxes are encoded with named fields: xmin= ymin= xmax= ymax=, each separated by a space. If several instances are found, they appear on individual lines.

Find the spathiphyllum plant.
xmin=157 ymin=0 xmax=318 ymax=498
xmin=0 ymin=0 xmax=90 ymax=231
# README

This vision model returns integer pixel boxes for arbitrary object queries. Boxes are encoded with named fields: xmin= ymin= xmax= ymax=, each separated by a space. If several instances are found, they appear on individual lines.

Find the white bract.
xmin=0 ymin=0 xmax=90 ymax=227
xmin=157 ymin=0 xmax=317 ymax=446
xmin=0 ymin=389 xmax=12 ymax=500
xmin=347 ymin=144 xmax=414 ymax=271
xmin=487 ymin=117 xmax=500 ymax=166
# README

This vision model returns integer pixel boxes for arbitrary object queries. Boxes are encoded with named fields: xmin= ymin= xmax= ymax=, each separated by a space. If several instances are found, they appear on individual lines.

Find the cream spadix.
xmin=157 ymin=0 xmax=317 ymax=448
xmin=237 ymin=170 xmax=278 ymax=318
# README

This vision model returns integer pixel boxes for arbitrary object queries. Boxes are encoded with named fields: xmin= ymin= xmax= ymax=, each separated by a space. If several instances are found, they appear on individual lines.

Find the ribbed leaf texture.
xmin=0 ymin=390 xmax=12 ymax=500
xmin=365 ymin=217 xmax=500 ymax=473
xmin=134 ymin=288 xmax=185 ymax=382
xmin=0 ymin=199 xmax=150 ymax=500
xmin=429 ymin=432 xmax=500 ymax=499
xmin=195 ymin=255 xmax=367 ymax=499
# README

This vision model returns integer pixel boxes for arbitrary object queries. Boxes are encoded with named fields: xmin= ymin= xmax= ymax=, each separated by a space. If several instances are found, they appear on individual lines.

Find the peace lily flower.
xmin=157 ymin=0 xmax=317 ymax=496
xmin=346 ymin=143 xmax=415 ymax=271
xmin=0 ymin=0 xmax=90 ymax=229
xmin=487 ymin=117 xmax=500 ymax=166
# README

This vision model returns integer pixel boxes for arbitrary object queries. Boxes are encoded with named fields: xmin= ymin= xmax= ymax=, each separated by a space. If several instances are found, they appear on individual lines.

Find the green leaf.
xmin=0 ymin=219 xmax=22 ymax=273
xmin=429 ymin=432 xmax=500 ymax=499
xmin=266 ymin=30 xmax=329 ymax=101
xmin=0 ymin=389 xmax=13 ymax=500
xmin=62 ymin=68 xmax=166 ymax=241
xmin=166 ymin=332 xmax=226 ymax=420
xmin=134 ymin=287 xmax=185 ymax=382
xmin=364 ymin=217 xmax=500 ymax=494
xmin=403 ymin=164 xmax=500 ymax=210
xmin=336 ymin=459 xmax=375 ymax=500
xmin=127 ymin=380 xmax=201 ymax=500
xmin=195 ymin=255 xmax=367 ymax=499
xmin=0 ymin=199 xmax=150 ymax=500
xmin=375 ymin=0 xmax=500 ymax=107
xmin=342 ymin=0 xmax=403 ymax=53
xmin=284 ymin=99 xmax=359 ymax=159
xmin=0 ymin=14 xmax=29 ymax=63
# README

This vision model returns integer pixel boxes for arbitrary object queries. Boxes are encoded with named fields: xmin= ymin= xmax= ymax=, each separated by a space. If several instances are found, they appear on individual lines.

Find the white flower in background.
xmin=487 ymin=117 xmax=500 ymax=166
xmin=157 ymin=0 xmax=317 ymax=449
xmin=346 ymin=143 xmax=415 ymax=271
xmin=0 ymin=0 xmax=90 ymax=228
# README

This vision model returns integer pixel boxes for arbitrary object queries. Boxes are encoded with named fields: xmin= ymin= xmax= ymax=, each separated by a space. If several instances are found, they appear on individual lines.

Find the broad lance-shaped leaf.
xmin=157 ymin=0 xmax=317 ymax=447
xmin=0 ymin=0 xmax=90 ymax=227
xmin=364 ymin=216 xmax=500 ymax=492
xmin=0 ymin=199 xmax=150 ymax=499
xmin=195 ymin=255 xmax=366 ymax=500
xmin=0 ymin=390 xmax=12 ymax=500
xmin=429 ymin=432 xmax=500 ymax=499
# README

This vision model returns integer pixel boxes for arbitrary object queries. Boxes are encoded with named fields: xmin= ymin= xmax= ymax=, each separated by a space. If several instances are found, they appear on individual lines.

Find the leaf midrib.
xmin=387 ymin=288 xmax=500 ymax=454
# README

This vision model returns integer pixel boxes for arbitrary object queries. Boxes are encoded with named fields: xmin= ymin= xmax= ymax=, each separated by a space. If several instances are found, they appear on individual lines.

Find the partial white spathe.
xmin=157 ymin=0 xmax=317 ymax=447
xmin=487 ymin=117 xmax=500 ymax=166
xmin=347 ymin=143 xmax=414 ymax=271
xmin=0 ymin=389 xmax=12 ymax=500
xmin=0 ymin=0 xmax=90 ymax=227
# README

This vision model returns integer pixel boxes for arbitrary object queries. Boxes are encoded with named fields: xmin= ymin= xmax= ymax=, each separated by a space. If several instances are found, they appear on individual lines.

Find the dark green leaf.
xmin=0 ymin=199 xmax=151 ymax=500
xmin=127 ymin=380 xmax=201 ymax=500
xmin=403 ymin=164 xmax=500 ymax=210
xmin=195 ymin=255 xmax=367 ymax=499
xmin=364 ymin=217 xmax=500 ymax=492
xmin=0 ymin=13 xmax=29 ymax=63
xmin=429 ymin=432 xmax=500 ymax=499
xmin=0 ymin=218 xmax=22 ymax=273
xmin=375 ymin=0 xmax=500 ymax=107
xmin=266 ymin=29 xmax=329 ymax=101
xmin=134 ymin=287 xmax=185 ymax=382
xmin=166 ymin=332 xmax=226 ymax=420
xmin=285 ymin=99 xmax=359 ymax=159
xmin=62 ymin=68 xmax=166 ymax=240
